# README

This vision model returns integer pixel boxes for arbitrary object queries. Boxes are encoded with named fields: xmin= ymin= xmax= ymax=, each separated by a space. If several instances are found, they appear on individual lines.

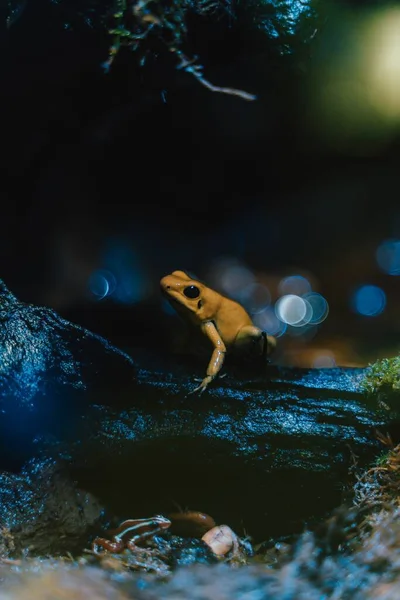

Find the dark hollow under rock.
xmin=0 ymin=279 xmax=136 ymax=466
xmin=61 ymin=351 xmax=399 ymax=543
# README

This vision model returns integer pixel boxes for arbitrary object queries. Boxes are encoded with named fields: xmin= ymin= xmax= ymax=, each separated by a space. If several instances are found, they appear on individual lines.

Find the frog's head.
xmin=160 ymin=271 xmax=204 ymax=318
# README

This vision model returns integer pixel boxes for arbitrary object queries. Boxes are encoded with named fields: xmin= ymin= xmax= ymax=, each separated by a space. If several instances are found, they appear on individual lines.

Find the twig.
xmin=174 ymin=51 xmax=257 ymax=101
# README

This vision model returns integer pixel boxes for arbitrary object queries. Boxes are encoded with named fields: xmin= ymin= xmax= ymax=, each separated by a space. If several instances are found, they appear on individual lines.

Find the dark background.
xmin=3 ymin=0 xmax=400 ymax=368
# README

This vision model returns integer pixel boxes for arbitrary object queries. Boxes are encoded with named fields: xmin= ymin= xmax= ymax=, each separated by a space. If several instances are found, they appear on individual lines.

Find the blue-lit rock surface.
xmin=64 ymin=354 xmax=396 ymax=543
xmin=0 ymin=279 xmax=397 ymax=548
xmin=0 ymin=279 xmax=135 ymax=464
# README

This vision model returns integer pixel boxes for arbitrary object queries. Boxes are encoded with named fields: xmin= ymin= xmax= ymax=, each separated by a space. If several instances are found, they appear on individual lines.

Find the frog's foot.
xmin=188 ymin=371 xmax=228 ymax=396
xmin=187 ymin=375 xmax=214 ymax=396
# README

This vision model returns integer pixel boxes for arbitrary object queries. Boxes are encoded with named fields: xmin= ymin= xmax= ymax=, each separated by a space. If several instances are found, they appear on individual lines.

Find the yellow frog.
xmin=160 ymin=270 xmax=276 ymax=394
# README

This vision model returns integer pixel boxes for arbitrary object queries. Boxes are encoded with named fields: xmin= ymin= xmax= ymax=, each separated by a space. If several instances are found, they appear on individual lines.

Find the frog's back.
xmin=213 ymin=294 xmax=253 ymax=346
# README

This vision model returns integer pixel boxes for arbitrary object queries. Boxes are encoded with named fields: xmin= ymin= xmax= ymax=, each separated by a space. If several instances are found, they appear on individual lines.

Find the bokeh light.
xmin=376 ymin=239 xmax=400 ymax=275
xmin=239 ymin=282 xmax=271 ymax=314
xmin=275 ymin=294 xmax=312 ymax=326
xmin=303 ymin=292 xmax=329 ymax=324
xmin=204 ymin=258 xmax=330 ymax=343
xmin=308 ymin=6 xmax=400 ymax=153
xmin=351 ymin=284 xmax=386 ymax=317
xmin=207 ymin=257 xmax=255 ymax=300
xmin=88 ymin=239 xmax=149 ymax=304
xmin=278 ymin=275 xmax=312 ymax=296
xmin=312 ymin=351 xmax=336 ymax=368
xmin=253 ymin=306 xmax=287 ymax=338
xmin=366 ymin=8 xmax=400 ymax=120
xmin=88 ymin=269 xmax=116 ymax=300
xmin=220 ymin=265 xmax=255 ymax=299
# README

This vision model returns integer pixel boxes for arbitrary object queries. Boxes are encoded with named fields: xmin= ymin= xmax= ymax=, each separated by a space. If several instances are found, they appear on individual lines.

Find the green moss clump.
xmin=360 ymin=356 xmax=400 ymax=398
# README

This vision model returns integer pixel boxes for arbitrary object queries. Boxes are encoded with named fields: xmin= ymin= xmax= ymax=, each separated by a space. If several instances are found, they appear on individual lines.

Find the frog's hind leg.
xmin=235 ymin=326 xmax=276 ymax=360
xmin=261 ymin=331 xmax=276 ymax=359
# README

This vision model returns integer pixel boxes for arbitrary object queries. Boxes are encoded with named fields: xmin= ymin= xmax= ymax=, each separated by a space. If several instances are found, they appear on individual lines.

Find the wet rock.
xmin=62 ymin=352 xmax=399 ymax=543
xmin=0 ymin=457 xmax=104 ymax=557
xmin=0 ymin=280 xmax=398 ymax=544
xmin=158 ymin=536 xmax=219 ymax=569
xmin=0 ymin=279 xmax=135 ymax=465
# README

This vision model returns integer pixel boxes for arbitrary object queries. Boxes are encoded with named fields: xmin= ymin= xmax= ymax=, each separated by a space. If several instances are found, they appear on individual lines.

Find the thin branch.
xmin=174 ymin=51 xmax=257 ymax=101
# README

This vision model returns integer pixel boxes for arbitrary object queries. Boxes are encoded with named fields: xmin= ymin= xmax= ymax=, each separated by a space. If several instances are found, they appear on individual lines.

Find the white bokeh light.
xmin=303 ymin=292 xmax=329 ymax=324
xmin=275 ymin=294 xmax=311 ymax=326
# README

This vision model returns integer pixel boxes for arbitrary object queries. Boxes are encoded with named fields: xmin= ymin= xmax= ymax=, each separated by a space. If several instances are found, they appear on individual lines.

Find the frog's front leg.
xmin=235 ymin=326 xmax=276 ymax=359
xmin=190 ymin=321 xmax=226 ymax=395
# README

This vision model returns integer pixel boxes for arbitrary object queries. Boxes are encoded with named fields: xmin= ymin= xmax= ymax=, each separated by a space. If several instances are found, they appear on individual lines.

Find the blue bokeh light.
xmin=351 ymin=284 xmax=386 ymax=317
xmin=103 ymin=239 xmax=148 ymax=304
xmin=88 ymin=239 xmax=148 ymax=305
xmin=253 ymin=306 xmax=287 ymax=337
xmin=88 ymin=270 xmax=116 ymax=300
xmin=278 ymin=275 xmax=312 ymax=297
xmin=303 ymin=292 xmax=329 ymax=324
xmin=376 ymin=239 xmax=400 ymax=275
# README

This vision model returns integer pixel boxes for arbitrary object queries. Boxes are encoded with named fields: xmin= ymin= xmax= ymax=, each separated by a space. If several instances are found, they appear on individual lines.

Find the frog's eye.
xmin=184 ymin=285 xmax=200 ymax=299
